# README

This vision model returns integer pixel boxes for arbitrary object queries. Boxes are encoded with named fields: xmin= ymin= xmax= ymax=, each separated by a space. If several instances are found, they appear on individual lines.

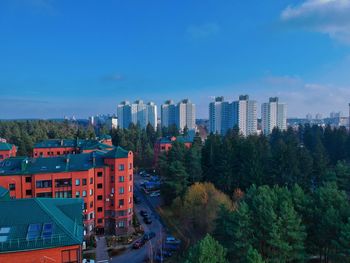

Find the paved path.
xmin=96 ymin=236 xmax=110 ymax=263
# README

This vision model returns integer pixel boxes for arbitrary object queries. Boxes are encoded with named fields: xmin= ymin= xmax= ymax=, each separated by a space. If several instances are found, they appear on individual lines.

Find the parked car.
xmin=133 ymin=239 xmax=145 ymax=249
xmin=163 ymin=243 xmax=180 ymax=251
xmin=165 ymin=236 xmax=181 ymax=245
xmin=143 ymin=231 xmax=156 ymax=241
xmin=140 ymin=210 xmax=148 ymax=217
xmin=134 ymin=196 xmax=141 ymax=204
xmin=144 ymin=217 xmax=152 ymax=224
xmin=149 ymin=191 xmax=160 ymax=197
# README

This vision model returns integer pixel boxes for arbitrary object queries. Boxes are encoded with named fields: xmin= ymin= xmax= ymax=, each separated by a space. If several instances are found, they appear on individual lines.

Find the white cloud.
xmin=187 ymin=23 xmax=220 ymax=39
xmin=281 ymin=0 xmax=350 ymax=43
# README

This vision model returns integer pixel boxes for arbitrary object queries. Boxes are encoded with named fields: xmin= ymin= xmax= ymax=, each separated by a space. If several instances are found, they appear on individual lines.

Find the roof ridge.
xmin=35 ymin=199 xmax=81 ymax=244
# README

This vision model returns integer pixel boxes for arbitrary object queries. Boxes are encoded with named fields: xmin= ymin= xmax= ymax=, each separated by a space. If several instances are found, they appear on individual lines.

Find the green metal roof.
xmin=0 ymin=142 xmax=15 ymax=151
xmin=0 ymin=147 xmax=129 ymax=176
xmin=157 ymin=136 xmax=193 ymax=144
xmin=104 ymin=146 xmax=129 ymax=159
xmin=0 ymin=198 xmax=83 ymax=253
xmin=0 ymin=186 xmax=9 ymax=200
xmin=34 ymin=138 xmax=114 ymax=151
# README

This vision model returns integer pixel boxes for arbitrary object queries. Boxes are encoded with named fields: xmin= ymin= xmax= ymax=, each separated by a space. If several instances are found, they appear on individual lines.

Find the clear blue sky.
xmin=1 ymin=0 xmax=350 ymax=119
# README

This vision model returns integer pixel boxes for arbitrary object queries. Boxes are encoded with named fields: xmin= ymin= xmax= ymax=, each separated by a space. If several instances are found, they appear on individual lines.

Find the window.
xmin=119 ymin=199 xmax=124 ymax=207
xmin=84 ymin=203 xmax=87 ymax=210
xmin=110 ymin=165 xmax=114 ymax=172
xmin=97 ymin=207 xmax=103 ymax=212
xmin=110 ymin=199 xmax=114 ymax=206
xmin=90 ymin=178 xmax=93 ymax=184
xmin=25 ymin=177 xmax=32 ymax=183
xmin=97 ymin=195 xmax=103 ymax=200
xmin=119 ymin=176 xmax=124 ymax=182
xmin=36 ymin=180 xmax=52 ymax=188
xmin=55 ymin=179 xmax=72 ymax=187
xmin=75 ymin=191 xmax=80 ymax=198
xmin=161 ymin=146 xmax=166 ymax=150
xmin=9 ymin=184 xmax=15 ymax=191
xmin=57 ymin=151 xmax=60 ymax=155
xmin=128 ymin=208 xmax=132 ymax=214
xmin=118 ymin=164 xmax=124 ymax=171
xmin=97 ymin=183 xmax=103 ymax=189
xmin=129 ymin=185 xmax=132 ymax=192
xmin=97 ymin=218 xmax=103 ymax=224
xmin=82 ymin=190 xmax=87 ymax=197
xmin=89 ymin=189 xmax=93 ymax=196
xmin=129 ymin=197 xmax=132 ymax=204
xmin=111 ymin=176 xmax=114 ymax=183
xmin=119 ymin=187 xmax=124 ymax=194
xmin=61 ymin=249 xmax=79 ymax=263
xmin=118 ymin=221 xmax=125 ymax=228
xmin=129 ymin=174 xmax=132 ymax=181
xmin=97 ymin=172 xmax=103 ymax=177
xmin=26 ymin=189 xmax=32 ymax=196
xmin=118 ymin=210 xmax=126 ymax=216
xmin=89 ymin=212 xmax=94 ymax=220
xmin=129 ymin=163 xmax=132 ymax=169
xmin=36 ymin=192 xmax=52 ymax=198
xmin=90 ymin=201 xmax=93 ymax=208
xmin=82 ymin=179 xmax=87 ymax=186
xmin=75 ymin=179 xmax=80 ymax=186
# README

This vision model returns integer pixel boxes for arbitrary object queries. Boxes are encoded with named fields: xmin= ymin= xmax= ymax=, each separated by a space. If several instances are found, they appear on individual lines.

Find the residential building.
xmin=176 ymin=99 xmax=196 ymax=131
xmin=209 ymin=97 xmax=231 ymax=135
xmin=0 ymin=146 xmax=134 ymax=236
xmin=0 ymin=192 xmax=83 ymax=262
xmin=0 ymin=141 xmax=17 ymax=161
xmin=232 ymin=95 xmax=257 ymax=136
xmin=32 ymin=136 xmax=113 ymax=158
xmin=105 ymin=117 xmax=118 ymax=130
xmin=117 ymin=101 xmax=132 ymax=129
xmin=146 ymin=102 xmax=157 ymax=129
xmin=261 ymin=97 xmax=287 ymax=135
xmin=154 ymin=136 xmax=193 ymax=164
xmin=161 ymin=100 xmax=176 ymax=128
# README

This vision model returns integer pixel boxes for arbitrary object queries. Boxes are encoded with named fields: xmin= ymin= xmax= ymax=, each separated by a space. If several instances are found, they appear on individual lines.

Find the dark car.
xmin=134 ymin=196 xmax=141 ymax=204
xmin=163 ymin=243 xmax=180 ymax=251
xmin=133 ymin=239 xmax=145 ymax=249
xmin=144 ymin=217 xmax=152 ymax=224
xmin=140 ymin=210 xmax=148 ymax=217
xmin=143 ymin=231 xmax=156 ymax=241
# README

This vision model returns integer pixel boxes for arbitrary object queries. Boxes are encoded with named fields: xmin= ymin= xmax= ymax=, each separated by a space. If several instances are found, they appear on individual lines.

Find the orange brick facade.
xmin=0 ymin=145 xmax=17 ymax=161
xmin=154 ymin=136 xmax=192 ymax=164
xmin=0 ymin=244 xmax=81 ymax=263
xmin=0 ymin=152 xmax=134 ymax=236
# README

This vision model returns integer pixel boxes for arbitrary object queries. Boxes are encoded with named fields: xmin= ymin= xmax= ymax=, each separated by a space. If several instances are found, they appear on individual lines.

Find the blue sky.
xmin=1 ymin=0 xmax=350 ymax=119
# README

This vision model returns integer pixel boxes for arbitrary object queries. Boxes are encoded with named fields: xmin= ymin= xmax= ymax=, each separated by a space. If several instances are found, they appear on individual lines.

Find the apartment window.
xmin=84 ymin=203 xmax=87 ymax=210
xmin=97 ymin=172 xmax=103 ymax=177
xmin=36 ymin=180 xmax=52 ymax=188
xmin=36 ymin=192 xmax=52 ymax=198
xmin=119 ymin=176 xmax=124 ymax=182
xmin=76 ymin=191 xmax=80 ymax=198
xmin=97 ymin=195 xmax=103 ymax=200
xmin=90 ymin=201 xmax=93 ymax=208
xmin=118 ymin=221 xmax=125 ymax=228
xmin=129 ymin=163 xmax=132 ymax=169
xmin=90 ymin=178 xmax=93 ymax=184
xmin=161 ymin=146 xmax=166 ymax=150
xmin=25 ymin=177 xmax=32 ymax=183
xmin=129 ymin=197 xmax=132 ymax=204
xmin=129 ymin=185 xmax=132 ymax=192
xmin=118 ymin=164 xmax=124 ymax=171
xmin=82 ymin=190 xmax=87 ymax=197
xmin=110 ymin=165 xmax=114 ymax=172
xmin=129 ymin=174 xmax=132 ymax=181
xmin=9 ymin=184 xmax=15 ymax=191
xmin=26 ymin=189 xmax=32 ymax=196
xmin=128 ymin=208 xmax=132 ymax=214
xmin=111 ymin=176 xmax=114 ymax=183
xmin=97 ymin=183 xmax=103 ymax=189
xmin=97 ymin=207 xmax=103 ymax=212
xmin=119 ymin=199 xmax=124 ymax=207
xmin=110 ymin=199 xmax=114 ymax=206
xmin=119 ymin=187 xmax=124 ymax=194
xmin=89 ymin=189 xmax=93 ymax=196
xmin=97 ymin=218 xmax=103 ymax=224
xmin=75 ymin=179 xmax=80 ymax=186
xmin=61 ymin=249 xmax=79 ymax=263
xmin=82 ymin=179 xmax=87 ymax=186
xmin=57 ymin=151 xmax=60 ymax=155
xmin=89 ymin=212 xmax=94 ymax=220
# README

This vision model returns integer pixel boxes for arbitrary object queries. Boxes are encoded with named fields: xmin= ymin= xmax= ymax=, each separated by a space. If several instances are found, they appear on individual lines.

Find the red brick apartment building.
xmin=0 ymin=140 xmax=17 ymax=161
xmin=0 ymin=139 xmax=134 ymax=236
xmin=0 ymin=187 xmax=84 ymax=263
xmin=154 ymin=136 xmax=193 ymax=164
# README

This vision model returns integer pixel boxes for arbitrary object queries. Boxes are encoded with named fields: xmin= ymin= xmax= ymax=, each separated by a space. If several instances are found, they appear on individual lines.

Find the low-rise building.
xmin=0 ymin=141 xmax=17 ymax=161
xmin=154 ymin=136 xmax=193 ymax=164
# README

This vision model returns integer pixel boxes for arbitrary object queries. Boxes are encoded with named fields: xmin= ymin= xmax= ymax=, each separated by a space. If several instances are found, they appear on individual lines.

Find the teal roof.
xmin=0 ymin=186 xmax=9 ymax=200
xmin=34 ymin=138 xmax=114 ymax=151
xmin=0 ymin=147 xmax=129 ymax=176
xmin=0 ymin=198 xmax=83 ymax=253
xmin=104 ymin=146 xmax=129 ymax=159
xmin=157 ymin=136 xmax=193 ymax=144
xmin=99 ymin=134 xmax=112 ymax=140
xmin=0 ymin=142 xmax=15 ymax=151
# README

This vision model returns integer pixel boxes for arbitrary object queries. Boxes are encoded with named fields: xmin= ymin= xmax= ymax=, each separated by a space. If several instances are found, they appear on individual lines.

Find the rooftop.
xmin=34 ymin=138 xmax=113 ymax=151
xmin=157 ymin=136 xmax=193 ymax=144
xmin=0 ymin=142 xmax=15 ymax=151
xmin=0 ymin=147 xmax=129 ymax=176
xmin=0 ymin=198 xmax=83 ymax=253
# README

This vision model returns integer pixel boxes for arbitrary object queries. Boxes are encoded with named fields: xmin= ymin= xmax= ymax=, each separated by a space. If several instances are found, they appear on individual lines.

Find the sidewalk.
xmin=96 ymin=236 xmax=110 ymax=263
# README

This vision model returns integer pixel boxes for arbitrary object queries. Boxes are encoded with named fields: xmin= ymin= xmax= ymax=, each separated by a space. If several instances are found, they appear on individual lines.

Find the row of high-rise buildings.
xmin=117 ymin=99 xmax=196 ymax=131
xmin=209 ymin=96 xmax=287 ymax=136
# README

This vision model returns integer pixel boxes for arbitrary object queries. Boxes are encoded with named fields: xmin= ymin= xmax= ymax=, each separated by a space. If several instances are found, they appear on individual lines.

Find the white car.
xmin=149 ymin=192 xmax=160 ymax=197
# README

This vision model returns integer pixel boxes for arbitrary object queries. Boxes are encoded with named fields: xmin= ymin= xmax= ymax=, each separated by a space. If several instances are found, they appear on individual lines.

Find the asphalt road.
xmin=111 ymin=174 xmax=165 ymax=263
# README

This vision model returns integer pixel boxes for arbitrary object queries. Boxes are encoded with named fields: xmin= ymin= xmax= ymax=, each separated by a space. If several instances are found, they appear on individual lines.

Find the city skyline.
xmin=1 ymin=0 xmax=350 ymax=119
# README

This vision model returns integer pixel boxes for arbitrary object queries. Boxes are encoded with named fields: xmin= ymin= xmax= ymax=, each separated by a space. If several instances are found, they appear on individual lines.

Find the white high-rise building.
xmin=232 ymin=95 xmax=257 ymax=136
xmin=117 ymin=101 xmax=131 ymax=129
xmin=161 ymin=100 xmax=176 ymax=128
xmin=261 ymin=97 xmax=287 ymax=135
xmin=176 ymin=99 xmax=195 ymax=131
xmin=146 ymin=102 xmax=157 ymax=129
xmin=209 ymin=97 xmax=232 ymax=135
